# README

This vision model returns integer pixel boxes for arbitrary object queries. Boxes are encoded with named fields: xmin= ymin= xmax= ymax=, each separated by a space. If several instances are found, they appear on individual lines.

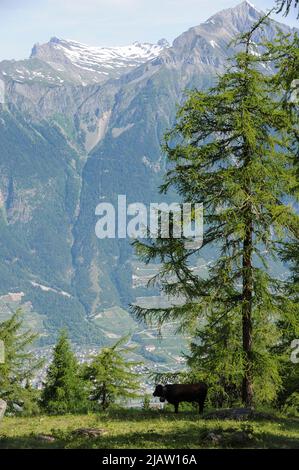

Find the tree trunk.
xmin=242 ymin=217 xmax=254 ymax=406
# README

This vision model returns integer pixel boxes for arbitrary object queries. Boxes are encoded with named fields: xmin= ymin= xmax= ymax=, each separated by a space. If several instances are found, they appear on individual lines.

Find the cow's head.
xmin=153 ymin=384 xmax=166 ymax=402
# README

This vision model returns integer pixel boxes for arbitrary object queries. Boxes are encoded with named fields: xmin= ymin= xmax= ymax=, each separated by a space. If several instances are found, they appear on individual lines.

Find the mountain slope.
xmin=0 ymin=2 xmax=296 ymax=348
xmin=0 ymin=106 xmax=106 ymax=343
xmin=0 ymin=38 xmax=169 ymax=87
xmin=30 ymin=37 xmax=169 ymax=85
xmin=71 ymin=0 xmax=297 ymax=317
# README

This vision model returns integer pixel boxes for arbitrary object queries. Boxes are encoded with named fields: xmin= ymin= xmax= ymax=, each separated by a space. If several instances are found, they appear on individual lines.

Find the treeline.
xmin=0 ymin=311 xmax=140 ymax=415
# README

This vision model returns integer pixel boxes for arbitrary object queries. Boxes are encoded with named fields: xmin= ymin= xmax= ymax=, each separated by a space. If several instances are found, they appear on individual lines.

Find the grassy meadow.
xmin=0 ymin=409 xmax=298 ymax=449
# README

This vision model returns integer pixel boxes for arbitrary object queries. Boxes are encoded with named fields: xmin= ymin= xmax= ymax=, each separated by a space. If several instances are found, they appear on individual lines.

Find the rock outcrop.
xmin=0 ymin=399 xmax=7 ymax=420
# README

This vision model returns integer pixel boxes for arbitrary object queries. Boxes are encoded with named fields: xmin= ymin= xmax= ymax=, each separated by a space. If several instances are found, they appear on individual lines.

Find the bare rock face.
xmin=0 ymin=399 xmax=7 ymax=420
xmin=36 ymin=434 xmax=56 ymax=443
xmin=71 ymin=428 xmax=107 ymax=438
xmin=203 ymin=428 xmax=255 ymax=447
xmin=204 ymin=432 xmax=223 ymax=445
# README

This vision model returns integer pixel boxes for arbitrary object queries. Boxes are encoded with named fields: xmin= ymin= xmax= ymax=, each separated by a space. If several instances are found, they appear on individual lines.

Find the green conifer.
xmin=0 ymin=309 xmax=42 ymax=413
xmin=41 ymin=330 xmax=87 ymax=414
xmin=84 ymin=336 xmax=140 ymax=410
xmin=132 ymin=18 xmax=299 ymax=406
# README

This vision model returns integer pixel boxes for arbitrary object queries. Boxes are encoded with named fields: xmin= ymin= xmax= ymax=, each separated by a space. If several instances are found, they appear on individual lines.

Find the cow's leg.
xmin=174 ymin=403 xmax=179 ymax=414
xmin=199 ymin=401 xmax=204 ymax=414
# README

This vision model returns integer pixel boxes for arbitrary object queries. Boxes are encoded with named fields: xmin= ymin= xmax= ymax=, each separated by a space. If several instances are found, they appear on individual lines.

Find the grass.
xmin=0 ymin=409 xmax=298 ymax=449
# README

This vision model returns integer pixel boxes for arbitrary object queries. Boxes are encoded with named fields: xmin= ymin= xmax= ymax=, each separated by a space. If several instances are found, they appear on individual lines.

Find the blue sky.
xmin=0 ymin=0 xmax=297 ymax=61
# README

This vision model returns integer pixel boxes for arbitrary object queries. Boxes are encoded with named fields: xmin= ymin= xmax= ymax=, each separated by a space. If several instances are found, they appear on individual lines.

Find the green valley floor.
xmin=0 ymin=410 xmax=298 ymax=449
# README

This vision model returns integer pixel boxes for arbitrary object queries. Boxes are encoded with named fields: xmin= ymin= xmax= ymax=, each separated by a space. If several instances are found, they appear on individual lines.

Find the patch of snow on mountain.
xmin=245 ymin=0 xmax=256 ymax=8
xmin=35 ymin=37 xmax=169 ymax=78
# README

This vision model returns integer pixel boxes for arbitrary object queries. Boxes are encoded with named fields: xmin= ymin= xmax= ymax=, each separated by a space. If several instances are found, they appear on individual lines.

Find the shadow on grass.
xmin=0 ymin=429 xmax=212 ymax=450
xmin=0 ymin=411 xmax=298 ymax=449
xmin=1 ymin=420 xmax=299 ymax=449
xmin=0 ymin=437 xmax=63 ymax=449
xmin=73 ymin=421 xmax=299 ymax=449
xmin=95 ymin=408 xmax=205 ymax=422
xmin=257 ymin=433 xmax=299 ymax=449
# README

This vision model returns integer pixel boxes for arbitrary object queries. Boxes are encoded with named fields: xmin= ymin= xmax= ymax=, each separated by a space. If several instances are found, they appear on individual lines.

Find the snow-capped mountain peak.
xmin=30 ymin=37 xmax=169 ymax=84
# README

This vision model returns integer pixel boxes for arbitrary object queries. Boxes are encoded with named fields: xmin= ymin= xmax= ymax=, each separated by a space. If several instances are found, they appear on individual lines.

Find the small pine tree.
xmin=41 ymin=330 xmax=87 ymax=414
xmin=0 ymin=309 xmax=42 ymax=413
xmin=84 ymin=336 xmax=141 ymax=410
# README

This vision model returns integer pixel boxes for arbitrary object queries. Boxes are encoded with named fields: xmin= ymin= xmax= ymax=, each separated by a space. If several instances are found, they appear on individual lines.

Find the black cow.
xmin=153 ymin=383 xmax=207 ymax=414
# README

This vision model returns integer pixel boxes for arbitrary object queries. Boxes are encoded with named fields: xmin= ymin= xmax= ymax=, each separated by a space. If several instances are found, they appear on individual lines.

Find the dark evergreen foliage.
xmin=84 ymin=336 xmax=141 ymax=410
xmin=276 ymin=0 xmax=299 ymax=18
xmin=131 ymin=18 xmax=299 ymax=407
xmin=41 ymin=330 xmax=88 ymax=414
xmin=0 ymin=309 xmax=42 ymax=413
